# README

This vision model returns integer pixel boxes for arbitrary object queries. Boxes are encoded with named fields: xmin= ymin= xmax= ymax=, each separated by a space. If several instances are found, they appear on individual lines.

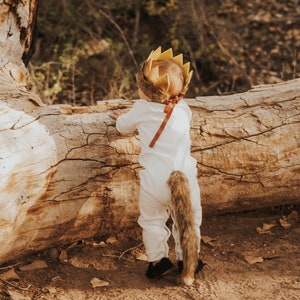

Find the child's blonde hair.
xmin=136 ymin=47 xmax=193 ymax=104
xmin=150 ymin=59 xmax=185 ymax=100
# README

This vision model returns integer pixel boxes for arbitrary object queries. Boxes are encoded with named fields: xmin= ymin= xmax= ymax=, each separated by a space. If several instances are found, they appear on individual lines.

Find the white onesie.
xmin=116 ymin=99 xmax=202 ymax=262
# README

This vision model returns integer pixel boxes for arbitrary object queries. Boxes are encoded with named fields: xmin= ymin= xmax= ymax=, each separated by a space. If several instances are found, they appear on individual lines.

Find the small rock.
xmin=59 ymin=249 xmax=68 ymax=263
xmin=47 ymin=247 xmax=59 ymax=260
xmin=92 ymin=241 xmax=107 ymax=248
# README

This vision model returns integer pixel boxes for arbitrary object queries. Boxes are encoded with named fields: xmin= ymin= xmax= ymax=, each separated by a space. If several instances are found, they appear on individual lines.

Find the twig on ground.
xmin=102 ymin=254 xmax=132 ymax=262
xmin=118 ymin=243 xmax=143 ymax=260
xmin=0 ymin=277 xmax=31 ymax=291
xmin=0 ymin=262 xmax=21 ymax=271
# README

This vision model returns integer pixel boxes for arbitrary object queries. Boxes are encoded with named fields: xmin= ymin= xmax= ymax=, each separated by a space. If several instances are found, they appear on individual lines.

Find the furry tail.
xmin=167 ymin=171 xmax=199 ymax=286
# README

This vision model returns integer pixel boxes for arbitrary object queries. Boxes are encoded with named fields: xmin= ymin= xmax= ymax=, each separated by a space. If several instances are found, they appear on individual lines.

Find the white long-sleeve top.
xmin=116 ymin=99 xmax=197 ymax=178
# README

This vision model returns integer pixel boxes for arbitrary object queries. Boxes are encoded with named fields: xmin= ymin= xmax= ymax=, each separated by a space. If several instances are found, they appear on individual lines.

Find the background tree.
xmin=28 ymin=0 xmax=300 ymax=105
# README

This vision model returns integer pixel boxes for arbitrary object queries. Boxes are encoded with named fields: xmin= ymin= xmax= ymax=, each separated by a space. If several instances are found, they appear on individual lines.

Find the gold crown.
xmin=136 ymin=47 xmax=193 ymax=103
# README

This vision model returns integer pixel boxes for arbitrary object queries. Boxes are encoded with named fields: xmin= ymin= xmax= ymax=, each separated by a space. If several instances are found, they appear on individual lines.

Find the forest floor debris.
xmin=0 ymin=206 xmax=299 ymax=300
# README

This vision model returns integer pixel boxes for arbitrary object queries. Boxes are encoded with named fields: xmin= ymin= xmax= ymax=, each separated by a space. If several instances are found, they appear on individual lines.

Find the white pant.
xmin=138 ymin=169 xmax=202 ymax=262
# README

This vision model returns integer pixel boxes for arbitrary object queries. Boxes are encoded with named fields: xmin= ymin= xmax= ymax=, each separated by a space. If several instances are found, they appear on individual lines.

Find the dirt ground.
xmin=0 ymin=205 xmax=299 ymax=300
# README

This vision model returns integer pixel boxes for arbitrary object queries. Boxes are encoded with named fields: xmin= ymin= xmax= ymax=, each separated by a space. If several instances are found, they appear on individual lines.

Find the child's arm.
xmin=110 ymin=104 xmax=140 ymax=134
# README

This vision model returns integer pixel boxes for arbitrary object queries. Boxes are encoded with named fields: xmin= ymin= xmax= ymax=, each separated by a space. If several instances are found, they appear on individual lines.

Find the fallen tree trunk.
xmin=0 ymin=0 xmax=299 ymax=266
xmin=1 ymin=72 xmax=300 ymax=264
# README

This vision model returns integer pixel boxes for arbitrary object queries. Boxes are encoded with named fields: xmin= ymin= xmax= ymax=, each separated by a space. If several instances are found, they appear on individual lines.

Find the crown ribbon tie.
xmin=149 ymin=97 xmax=178 ymax=148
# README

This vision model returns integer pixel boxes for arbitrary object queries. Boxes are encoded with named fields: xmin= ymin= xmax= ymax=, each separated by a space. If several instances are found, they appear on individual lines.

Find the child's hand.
xmin=110 ymin=110 xmax=124 ymax=120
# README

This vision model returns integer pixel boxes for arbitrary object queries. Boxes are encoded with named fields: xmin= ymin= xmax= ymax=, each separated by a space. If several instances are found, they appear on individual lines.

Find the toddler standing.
xmin=111 ymin=47 xmax=202 ymax=280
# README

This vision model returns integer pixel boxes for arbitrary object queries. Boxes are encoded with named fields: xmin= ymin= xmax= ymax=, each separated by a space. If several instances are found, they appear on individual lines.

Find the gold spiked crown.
xmin=136 ymin=47 xmax=193 ymax=103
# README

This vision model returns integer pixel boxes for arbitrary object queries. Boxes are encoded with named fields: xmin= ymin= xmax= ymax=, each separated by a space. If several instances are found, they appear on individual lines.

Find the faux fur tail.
xmin=167 ymin=171 xmax=199 ymax=286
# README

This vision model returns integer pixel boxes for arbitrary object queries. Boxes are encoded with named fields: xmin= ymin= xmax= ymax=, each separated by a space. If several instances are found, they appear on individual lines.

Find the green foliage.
xmin=28 ymin=0 xmax=300 ymax=105
xmin=146 ymin=0 xmax=179 ymax=15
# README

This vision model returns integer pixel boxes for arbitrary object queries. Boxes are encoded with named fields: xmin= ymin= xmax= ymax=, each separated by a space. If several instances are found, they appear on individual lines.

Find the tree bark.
xmin=0 ymin=0 xmax=38 ymax=72
xmin=1 ymin=74 xmax=299 ymax=265
xmin=0 ymin=0 xmax=299 ymax=265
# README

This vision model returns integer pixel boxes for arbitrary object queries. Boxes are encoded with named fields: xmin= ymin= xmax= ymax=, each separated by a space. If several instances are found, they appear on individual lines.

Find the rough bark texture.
xmin=0 ymin=0 xmax=299 ymax=265
xmin=0 ymin=0 xmax=38 ymax=75
xmin=1 ymin=71 xmax=300 ymax=264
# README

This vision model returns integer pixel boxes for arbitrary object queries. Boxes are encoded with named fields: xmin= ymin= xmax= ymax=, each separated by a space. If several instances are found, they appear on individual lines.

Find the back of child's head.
xmin=150 ymin=59 xmax=185 ymax=100
xmin=136 ymin=47 xmax=193 ymax=103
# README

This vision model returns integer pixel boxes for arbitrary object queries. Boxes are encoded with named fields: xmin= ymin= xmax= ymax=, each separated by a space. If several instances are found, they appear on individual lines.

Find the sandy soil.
xmin=0 ymin=206 xmax=299 ymax=300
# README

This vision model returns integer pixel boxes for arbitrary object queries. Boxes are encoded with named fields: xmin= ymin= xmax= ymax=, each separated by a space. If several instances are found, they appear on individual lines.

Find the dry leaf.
xmin=90 ymin=277 xmax=109 ymax=288
xmin=279 ymin=217 xmax=291 ymax=229
xmin=7 ymin=288 xmax=32 ymax=300
xmin=244 ymin=256 xmax=264 ymax=264
xmin=279 ymin=211 xmax=298 ymax=229
xmin=0 ymin=269 xmax=20 ymax=281
xmin=202 ymin=235 xmax=217 ymax=246
xmin=19 ymin=260 xmax=48 ymax=271
xmin=135 ymin=252 xmax=148 ymax=261
xmin=68 ymin=256 xmax=90 ymax=269
xmin=262 ymin=223 xmax=276 ymax=230
xmin=256 ymin=223 xmax=276 ymax=234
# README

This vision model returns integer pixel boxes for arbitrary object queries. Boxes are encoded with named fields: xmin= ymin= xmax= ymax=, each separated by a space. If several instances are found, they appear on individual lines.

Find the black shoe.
xmin=146 ymin=257 xmax=173 ymax=279
xmin=177 ymin=259 xmax=205 ymax=274
xmin=196 ymin=259 xmax=205 ymax=273
xmin=177 ymin=260 xmax=183 ymax=273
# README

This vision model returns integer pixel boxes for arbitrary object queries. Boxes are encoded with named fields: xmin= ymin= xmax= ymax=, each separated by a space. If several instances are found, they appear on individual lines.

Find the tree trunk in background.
xmin=0 ymin=0 xmax=37 ymax=69
xmin=0 ymin=0 xmax=299 ymax=265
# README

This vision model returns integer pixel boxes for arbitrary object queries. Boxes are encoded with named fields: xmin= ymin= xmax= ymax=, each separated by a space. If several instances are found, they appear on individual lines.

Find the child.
xmin=111 ymin=47 xmax=202 ymax=280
